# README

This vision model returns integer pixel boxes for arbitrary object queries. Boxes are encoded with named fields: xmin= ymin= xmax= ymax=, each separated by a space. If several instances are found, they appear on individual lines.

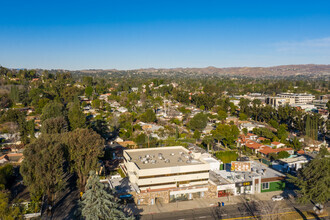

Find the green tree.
xmin=202 ymin=135 xmax=214 ymax=153
xmin=64 ymin=129 xmax=104 ymax=192
xmin=135 ymin=133 xmax=147 ymax=147
xmin=239 ymin=112 xmax=248 ymax=121
xmin=41 ymin=101 xmax=64 ymax=122
xmin=0 ymin=191 xmax=23 ymax=219
xmin=140 ymin=108 xmax=156 ymax=123
xmin=212 ymin=124 xmax=239 ymax=147
xmin=269 ymin=119 xmax=279 ymax=129
xmin=288 ymin=148 xmax=330 ymax=205
xmin=91 ymin=119 xmax=110 ymax=139
xmin=242 ymin=128 xmax=248 ymax=135
xmin=9 ymin=85 xmax=19 ymax=104
xmin=0 ymin=164 xmax=14 ymax=190
xmin=20 ymin=134 xmax=66 ymax=206
xmin=92 ymin=99 xmax=101 ymax=109
xmin=85 ymin=86 xmax=93 ymax=98
xmin=193 ymin=130 xmax=201 ymax=141
xmin=277 ymin=151 xmax=290 ymax=159
xmin=239 ymin=98 xmax=250 ymax=114
xmin=277 ymin=124 xmax=288 ymax=142
xmin=217 ymin=110 xmax=228 ymax=122
xmin=188 ymin=113 xmax=208 ymax=131
xmin=68 ymin=102 xmax=86 ymax=130
xmin=289 ymin=137 xmax=302 ymax=151
xmin=0 ymin=94 xmax=13 ymax=109
xmin=81 ymin=171 xmax=132 ymax=220
xmin=41 ymin=116 xmax=68 ymax=134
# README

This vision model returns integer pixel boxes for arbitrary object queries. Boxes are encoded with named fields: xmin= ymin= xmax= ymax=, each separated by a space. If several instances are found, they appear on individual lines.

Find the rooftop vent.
xmin=158 ymin=153 xmax=164 ymax=160
xmin=170 ymin=153 xmax=175 ymax=156
xmin=178 ymin=157 xmax=183 ymax=162
xmin=165 ymin=159 xmax=170 ymax=163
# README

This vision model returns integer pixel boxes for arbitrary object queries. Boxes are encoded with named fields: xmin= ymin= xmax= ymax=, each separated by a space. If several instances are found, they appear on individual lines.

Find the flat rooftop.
xmin=125 ymin=146 xmax=204 ymax=169
xmin=214 ymin=161 xmax=285 ymax=183
xmin=279 ymin=155 xmax=309 ymax=163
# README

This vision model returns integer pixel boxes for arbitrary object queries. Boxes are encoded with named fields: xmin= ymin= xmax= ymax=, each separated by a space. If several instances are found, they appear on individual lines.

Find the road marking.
xmin=221 ymin=210 xmax=329 ymax=220
xmin=177 ymin=219 xmax=184 ymax=220
xmin=222 ymin=211 xmax=296 ymax=219
xmin=199 ymin=216 xmax=207 ymax=219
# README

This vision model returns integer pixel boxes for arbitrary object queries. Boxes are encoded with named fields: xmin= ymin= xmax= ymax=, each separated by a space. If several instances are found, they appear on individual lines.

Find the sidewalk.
xmin=126 ymin=191 xmax=282 ymax=215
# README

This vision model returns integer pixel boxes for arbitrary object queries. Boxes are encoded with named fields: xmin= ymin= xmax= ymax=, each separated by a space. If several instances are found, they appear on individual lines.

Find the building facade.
xmin=122 ymin=146 xmax=217 ymax=205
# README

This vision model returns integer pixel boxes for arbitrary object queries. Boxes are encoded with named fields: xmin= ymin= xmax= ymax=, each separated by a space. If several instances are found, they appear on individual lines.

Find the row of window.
xmin=138 ymin=170 xmax=209 ymax=179
xmin=139 ymin=178 xmax=209 ymax=188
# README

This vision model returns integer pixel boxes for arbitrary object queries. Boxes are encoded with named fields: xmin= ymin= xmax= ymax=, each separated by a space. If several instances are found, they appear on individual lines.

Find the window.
xmin=262 ymin=182 xmax=269 ymax=190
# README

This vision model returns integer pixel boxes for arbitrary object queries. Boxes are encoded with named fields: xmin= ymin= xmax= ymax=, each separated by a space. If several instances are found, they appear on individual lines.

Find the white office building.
xmin=122 ymin=146 xmax=217 ymax=205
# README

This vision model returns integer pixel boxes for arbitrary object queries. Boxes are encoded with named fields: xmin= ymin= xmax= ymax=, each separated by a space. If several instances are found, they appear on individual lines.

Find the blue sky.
xmin=0 ymin=0 xmax=330 ymax=70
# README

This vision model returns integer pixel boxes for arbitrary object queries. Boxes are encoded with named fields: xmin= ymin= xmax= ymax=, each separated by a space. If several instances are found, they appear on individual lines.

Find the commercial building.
xmin=266 ymin=97 xmax=295 ymax=108
xmin=266 ymin=93 xmax=315 ymax=108
xmin=122 ymin=146 xmax=217 ymax=205
xmin=211 ymin=161 xmax=285 ymax=196
xmin=278 ymin=93 xmax=315 ymax=104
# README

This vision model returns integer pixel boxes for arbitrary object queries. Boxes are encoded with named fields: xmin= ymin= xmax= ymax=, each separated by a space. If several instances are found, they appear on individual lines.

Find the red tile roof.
xmin=245 ymin=141 xmax=263 ymax=149
xmin=259 ymin=147 xmax=293 ymax=155
xmin=297 ymin=150 xmax=305 ymax=154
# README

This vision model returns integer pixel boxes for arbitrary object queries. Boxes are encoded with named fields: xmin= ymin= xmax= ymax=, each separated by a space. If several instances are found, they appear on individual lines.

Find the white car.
xmin=272 ymin=195 xmax=284 ymax=201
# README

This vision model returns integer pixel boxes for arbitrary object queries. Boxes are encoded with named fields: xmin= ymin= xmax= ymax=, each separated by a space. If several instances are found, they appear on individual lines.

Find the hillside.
xmin=72 ymin=64 xmax=330 ymax=78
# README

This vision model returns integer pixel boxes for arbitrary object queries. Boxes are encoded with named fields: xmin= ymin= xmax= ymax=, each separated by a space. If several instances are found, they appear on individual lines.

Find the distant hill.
xmin=72 ymin=64 xmax=330 ymax=77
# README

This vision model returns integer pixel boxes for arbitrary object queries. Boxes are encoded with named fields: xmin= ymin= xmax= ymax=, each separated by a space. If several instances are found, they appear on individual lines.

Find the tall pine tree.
xmin=288 ymin=147 xmax=330 ymax=205
xmin=81 ymin=171 xmax=132 ymax=220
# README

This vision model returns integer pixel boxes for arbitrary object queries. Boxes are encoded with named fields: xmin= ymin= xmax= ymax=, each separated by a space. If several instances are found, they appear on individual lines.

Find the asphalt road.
xmin=140 ymin=200 xmax=326 ymax=220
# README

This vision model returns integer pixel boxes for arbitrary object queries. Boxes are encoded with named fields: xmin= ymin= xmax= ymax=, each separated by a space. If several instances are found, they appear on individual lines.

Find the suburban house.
xmin=258 ymin=147 xmax=294 ymax=157
xmin=0 ymin=153 xmax=24 ymax=165
xmin=274 ymin=156 xmax=309 ymax=173
xmin=271 ymin=141 xmax=286 ymax=148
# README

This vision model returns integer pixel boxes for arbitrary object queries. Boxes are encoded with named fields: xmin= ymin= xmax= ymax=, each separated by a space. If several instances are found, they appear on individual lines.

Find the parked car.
xmin=272 ymin=195 xmax=284 ymax=201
